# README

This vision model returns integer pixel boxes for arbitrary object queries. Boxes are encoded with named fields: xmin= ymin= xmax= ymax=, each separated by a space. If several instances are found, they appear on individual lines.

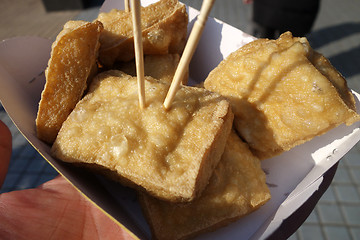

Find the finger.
xmin=0 ymin=175 xmax=135 ymax=239
xmin=40 ymin=176 xmax=136 ymax=239
xmin=0 ymin=120 xmax=12 ymax=188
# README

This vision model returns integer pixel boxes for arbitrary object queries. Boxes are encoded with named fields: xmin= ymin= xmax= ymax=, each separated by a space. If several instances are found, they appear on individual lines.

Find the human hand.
xmin=0 ymin=120 xmax=135 ymax=240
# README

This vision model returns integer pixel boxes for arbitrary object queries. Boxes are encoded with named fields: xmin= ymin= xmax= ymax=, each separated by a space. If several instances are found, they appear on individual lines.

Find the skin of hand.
xmin=0 ymin=120 xmax=135 ymax=240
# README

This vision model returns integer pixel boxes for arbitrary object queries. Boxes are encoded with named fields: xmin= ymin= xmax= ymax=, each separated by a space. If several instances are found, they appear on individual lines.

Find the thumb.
xmin=0 ymin=120 xmax=12 ymax=188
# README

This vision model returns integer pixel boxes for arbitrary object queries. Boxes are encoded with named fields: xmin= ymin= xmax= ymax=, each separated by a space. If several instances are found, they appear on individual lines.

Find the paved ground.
xmin=0 ymin=0 xmax=359 ymax=239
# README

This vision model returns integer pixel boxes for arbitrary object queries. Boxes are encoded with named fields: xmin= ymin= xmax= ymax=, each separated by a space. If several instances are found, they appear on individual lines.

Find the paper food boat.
xmin=1 ymin=0 xmax=360 ymax=239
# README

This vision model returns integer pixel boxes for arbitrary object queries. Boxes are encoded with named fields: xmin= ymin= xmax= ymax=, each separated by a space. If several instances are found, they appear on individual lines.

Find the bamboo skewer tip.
xmin=131 ymin=0 xmax=146 ymax=109
xmin=163 ymin=0 xmax=215 ymax=110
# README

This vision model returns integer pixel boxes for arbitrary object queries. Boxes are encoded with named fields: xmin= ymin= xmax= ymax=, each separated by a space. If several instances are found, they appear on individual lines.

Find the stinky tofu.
xmin=204 ymin=32 xmax=360 ymax=159
xmin=51 ymin=70 xmax=233 ymax=202
xmin=96 ymin=0 xmax=188 ymax=66
xmin=139 ymin=130 xmax=271 ymax=240
xmin=36 ymin=20 xmax=103 ymax=144
xmin=116 ymin=54 xmax=187 ymax=84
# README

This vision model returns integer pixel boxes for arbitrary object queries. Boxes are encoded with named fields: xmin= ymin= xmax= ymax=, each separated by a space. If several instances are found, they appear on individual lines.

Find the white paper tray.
xmin=1 ymin=1 xmax=360 ymax=239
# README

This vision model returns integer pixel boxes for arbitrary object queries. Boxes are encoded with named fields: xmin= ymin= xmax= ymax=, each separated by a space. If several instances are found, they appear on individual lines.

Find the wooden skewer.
xmin=163 ymin=0 xmax=215 ymax=110
xmin=125 ymin=0 xmax=130 ymax=12
xmin=131 ymin=0 xmax=145 ymax=108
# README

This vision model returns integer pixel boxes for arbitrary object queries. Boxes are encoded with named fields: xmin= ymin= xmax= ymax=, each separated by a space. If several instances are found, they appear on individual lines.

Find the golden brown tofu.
xmin=97 ymin=0 xmax=188 ymax=66
xmin=115 ymin=54 xmax=188 ymax=84
xmin=51 ymin=70 xmax=233 ymax=202
xmin=139 ymin=130 xmax=271 ymax=240
xmin=204 ymin=32 xmax=360 ymax=160
xmin=36 ymin=20 xmax=103 ymax=144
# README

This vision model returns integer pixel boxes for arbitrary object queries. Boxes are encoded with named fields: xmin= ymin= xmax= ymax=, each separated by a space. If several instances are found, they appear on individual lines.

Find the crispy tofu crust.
xmin=139 ymin=130 xmax=271 ymax=240
xmin=96 ymin=0 xmax=188 ymax=66
xmin=36 ymin=20 xmax=103 ymax=144
xmin=204 ymin=32 xmax=360 ymax=159
xmin=51 ymin=70 xmax=233 ymax=202
xmin=115 ymin=54 xmax=187 ymax=84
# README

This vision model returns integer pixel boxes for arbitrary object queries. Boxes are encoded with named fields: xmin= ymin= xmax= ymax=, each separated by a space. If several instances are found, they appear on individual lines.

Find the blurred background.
xmin=0 ymin=0 xmax=359 ymax=239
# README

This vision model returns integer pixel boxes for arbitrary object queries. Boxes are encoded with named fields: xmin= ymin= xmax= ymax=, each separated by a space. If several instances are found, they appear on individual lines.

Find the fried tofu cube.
xmin=204 ymin=32 xmax=360 ymax=159
xmin=139 ymin=130 xmax=271 ymax=240
xmin=97 ymin=0 xmax=188 ymax=66
xmin=115 ymin=54 xmax=187 ymax=84
xmin=51 ymin=70 xmax=233 ymax=202
xmin=36 ymin=20 xmax=103 ymax=144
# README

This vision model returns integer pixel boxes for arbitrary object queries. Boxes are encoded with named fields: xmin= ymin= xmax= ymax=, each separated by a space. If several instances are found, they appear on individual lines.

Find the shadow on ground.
xmin=308 ymin=22 xmax=360 ymax=78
